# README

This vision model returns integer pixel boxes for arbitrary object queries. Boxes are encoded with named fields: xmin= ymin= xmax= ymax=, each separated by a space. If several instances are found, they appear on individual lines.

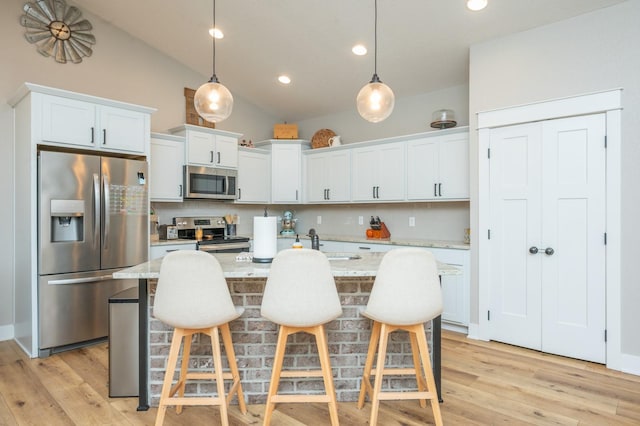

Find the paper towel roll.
xmin=253 ymin=216 xmax=277 ymax=263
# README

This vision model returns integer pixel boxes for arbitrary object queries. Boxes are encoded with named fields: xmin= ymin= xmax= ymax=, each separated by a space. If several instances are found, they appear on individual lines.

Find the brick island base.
xmin=147 ymin=276 xmax=435 ymax=406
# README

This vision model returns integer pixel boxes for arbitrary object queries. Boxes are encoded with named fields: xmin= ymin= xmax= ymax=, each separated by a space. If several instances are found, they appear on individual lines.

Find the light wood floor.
xmin=1 ymin=330 xmax=639 ymax=425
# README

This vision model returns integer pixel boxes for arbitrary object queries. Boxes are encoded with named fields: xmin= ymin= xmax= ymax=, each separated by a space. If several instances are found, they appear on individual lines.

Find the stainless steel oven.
xmin=183 ymin=166 xmax=237 ymax=200
xmin=173 ymin=216 xmax=250 ymax=253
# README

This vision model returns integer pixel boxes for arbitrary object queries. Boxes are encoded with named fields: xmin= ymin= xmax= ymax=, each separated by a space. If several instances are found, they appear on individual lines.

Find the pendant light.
xmin=194 ymin=0 xmax=233 ymax=123
xmin=357 ymin=0 xmax=394 ymax=123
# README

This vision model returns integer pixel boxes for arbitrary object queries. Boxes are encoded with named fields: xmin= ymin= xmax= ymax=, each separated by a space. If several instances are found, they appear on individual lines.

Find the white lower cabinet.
xmin=149 ymin=243 xmax=196 ymax=260
xmin=426 ymin=247 xmax=470 ymax=327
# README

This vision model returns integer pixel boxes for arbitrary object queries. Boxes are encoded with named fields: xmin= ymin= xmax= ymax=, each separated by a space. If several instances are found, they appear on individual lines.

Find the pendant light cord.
xmin=374 ymin=0 xmax=378 ymax=76
xmin=210 ymin=0 xmax=218 ymax=82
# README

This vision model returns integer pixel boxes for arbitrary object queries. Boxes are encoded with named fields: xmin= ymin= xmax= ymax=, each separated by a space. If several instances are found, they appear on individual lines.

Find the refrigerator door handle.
xmin=93 ymin=173 xmax=100 ymax=249
xmin=47 ymin=275 xmax=114 ymax=285
xmin=103 ymin=174 xmax=110 ymax=250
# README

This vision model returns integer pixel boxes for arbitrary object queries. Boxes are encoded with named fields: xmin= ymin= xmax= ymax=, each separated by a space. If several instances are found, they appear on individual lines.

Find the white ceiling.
xmin=72 ymin=0 xmax=626 ymax=122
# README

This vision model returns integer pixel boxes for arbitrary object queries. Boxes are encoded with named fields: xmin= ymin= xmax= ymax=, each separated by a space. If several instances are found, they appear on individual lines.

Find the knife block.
xmin=366 ymin=222 xmax=391 ymax=240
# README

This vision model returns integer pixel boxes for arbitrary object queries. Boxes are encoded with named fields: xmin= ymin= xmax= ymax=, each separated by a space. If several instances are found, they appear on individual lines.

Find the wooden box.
xmin=273 ymin=123 xmax=298 ymax=139
xmin=184 ymin=87 xmax=215 ymax=129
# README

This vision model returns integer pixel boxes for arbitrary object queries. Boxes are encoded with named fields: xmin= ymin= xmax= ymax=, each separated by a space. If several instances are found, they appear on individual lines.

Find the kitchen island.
xmin=113 ymin=252 xmax=459 ymax=410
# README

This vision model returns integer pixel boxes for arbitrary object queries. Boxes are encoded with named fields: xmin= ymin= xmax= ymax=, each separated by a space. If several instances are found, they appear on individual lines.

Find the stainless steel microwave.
xmin=183 ymin=165 xmax=237 ymax=200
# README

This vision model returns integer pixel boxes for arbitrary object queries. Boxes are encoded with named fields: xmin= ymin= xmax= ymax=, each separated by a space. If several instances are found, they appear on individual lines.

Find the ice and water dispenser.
xmin=50 ymin=199 xmax=85 ymax=242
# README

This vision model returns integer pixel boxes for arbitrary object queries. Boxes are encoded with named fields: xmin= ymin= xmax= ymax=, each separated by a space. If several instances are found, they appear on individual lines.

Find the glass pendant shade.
xmin=357 ymin=75 xmax=395 ymax=123
xmin=194 ymin=78 xmax=233 ymax=123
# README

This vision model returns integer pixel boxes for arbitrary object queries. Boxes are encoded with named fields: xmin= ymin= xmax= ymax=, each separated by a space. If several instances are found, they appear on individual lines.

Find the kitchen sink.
xmin=325 ymin=253 xmax=362 ymax=261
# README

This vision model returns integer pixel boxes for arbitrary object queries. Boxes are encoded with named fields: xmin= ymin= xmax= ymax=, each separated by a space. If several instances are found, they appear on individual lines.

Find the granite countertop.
xmin=151 ymin=235 xmax=470 ymax=250
xmin=279 ymin=234 xmax=470 ymax=250
xmin=113 ymin=252 xmax=461 ymax=280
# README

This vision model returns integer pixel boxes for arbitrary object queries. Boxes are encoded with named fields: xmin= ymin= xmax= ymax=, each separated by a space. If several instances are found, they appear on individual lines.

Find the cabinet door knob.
xmin=529 ymin=246 xmax=539 ymax=254
xmin=544 ymin=247 xmax=555 ymax=256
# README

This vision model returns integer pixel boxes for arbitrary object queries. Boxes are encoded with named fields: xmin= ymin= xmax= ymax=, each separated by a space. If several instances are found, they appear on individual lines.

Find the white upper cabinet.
xmin=98 ymin=105 xmax=148 ymax=153
xmin=304 ymin=149 xmax=351 ymax=203
xmin=407 ymin=132 xmax=469 ymax=200
xmin=40 ymin=95 xmax=96 ymax=147
xmin=34 ymin=88 xmax=153 ymax=155
xmin=150 ymin=133 xmax=185 ymax=202
xmin=237 ymin=148 xmax=271 ymax=203
xmin=271 ymin=142 xmax=303 ymax=203
xmin=170 ymin=125 xmax=241 ymax=169
xmin=351 ymin=142 xmax=405 ymax=201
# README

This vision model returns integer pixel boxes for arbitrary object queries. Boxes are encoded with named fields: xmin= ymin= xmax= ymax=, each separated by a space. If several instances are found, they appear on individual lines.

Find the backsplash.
xmin=152 ymin=201 xmax=470 ymax=243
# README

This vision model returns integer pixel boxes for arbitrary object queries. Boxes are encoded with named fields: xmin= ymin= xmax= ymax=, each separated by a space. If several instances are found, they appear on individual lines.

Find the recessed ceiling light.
xmin=209 ymin=27 xmax=224 ymax=39
xmin=278 ymin=75 xmax=291 ymax=84
xmin=466 ymin=0 xmax=487 ymax=11
xmin=352 ymin=44 xmax=367 ymax=56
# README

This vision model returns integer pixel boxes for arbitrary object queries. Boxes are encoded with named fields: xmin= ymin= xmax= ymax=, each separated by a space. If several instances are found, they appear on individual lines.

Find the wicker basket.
xmin=311 ymin=128 xmax=336 ymax=149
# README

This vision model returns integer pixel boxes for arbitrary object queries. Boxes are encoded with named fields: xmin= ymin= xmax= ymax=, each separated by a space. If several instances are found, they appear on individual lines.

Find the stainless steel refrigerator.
xmin=38 ymin=150 xmax=148 ymax=357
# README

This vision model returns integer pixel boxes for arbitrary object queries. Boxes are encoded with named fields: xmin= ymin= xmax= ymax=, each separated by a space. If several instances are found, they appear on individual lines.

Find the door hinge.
xmin=604 ymin=329 xmax=607 ymax=342
xmin=604 ymin=233 xmax=607 ymax=245
xmin=604 ymin=135 xmax=607 ymax=148
xmin=487 ymin=148 xmax=491 ymax=159
xmin=488 ymin=310 xmax=491 ymax=321
xmin=488 ymin=229 xmax=491 ymax=239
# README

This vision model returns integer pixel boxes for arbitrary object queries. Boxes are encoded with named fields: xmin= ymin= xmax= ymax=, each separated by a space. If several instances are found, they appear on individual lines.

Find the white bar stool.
xmin=153 ymin=250 xmax=247 ymax=426
xmin=357 ymin=248 xmax=443 ymax=426
xmin=260 ymin=249 xmax=343 ymax=426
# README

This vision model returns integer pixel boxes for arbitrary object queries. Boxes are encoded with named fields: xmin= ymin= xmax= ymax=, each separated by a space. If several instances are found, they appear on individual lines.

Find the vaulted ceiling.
xmin=73 ymin=0 xmax=626 ymax=121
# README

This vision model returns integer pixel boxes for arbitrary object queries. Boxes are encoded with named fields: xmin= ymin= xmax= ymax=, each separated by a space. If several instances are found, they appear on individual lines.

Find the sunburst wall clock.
xmin=20 ymin=0 xmax=96 ymax=64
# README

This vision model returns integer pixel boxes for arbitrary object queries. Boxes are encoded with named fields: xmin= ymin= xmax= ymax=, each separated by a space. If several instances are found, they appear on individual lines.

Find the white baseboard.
xmin=618 ymin=353 xmax=640 ymax=376
xmin=0 ymin=324 xmax=14 ymax=342
xmin=466 ymin=323 xmax=484 ymax=340
xmin=442 ymin=322 xmax=468 ymax=335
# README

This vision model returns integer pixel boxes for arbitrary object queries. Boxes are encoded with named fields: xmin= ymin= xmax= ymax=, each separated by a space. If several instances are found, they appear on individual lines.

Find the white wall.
xmin=296 ymin=84 xmax=469 ymax=144
xmin=469 ymin=0 xmax=640 ymax=356
xmin=153 ymin=202 xmax=471 ymax=245
xmin=0 ymin=0 xmax=278 ymax=334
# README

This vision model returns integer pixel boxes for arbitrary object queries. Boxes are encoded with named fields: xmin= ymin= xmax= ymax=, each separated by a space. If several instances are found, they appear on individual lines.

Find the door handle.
xmin=102 ymin=174 xmax=110 ymax=250
xmin=434 ymin=183 xmax=438 ymax=197
xmin=327 ymin=188 xmax=330 ymax=200
xmin=210 ymin=151 xmax=214 ymax=163
xmin=90 ymin=127 xmax=95 ymax=144
xmin=179 ymin=184 xmax=183 ymax=197
xmin=438 ymin=183 xmax=442 ymax=197
xmin=375 ymin=186 xmax=380 ymax=199
xmin=529 ymin=246 xmax=555 ymax=255
xmin=217 ymin=152 xmax=221 ymax=164
xmin=102 ymin=129 xmax=107 ymax=145
xmin=237 ymin=188 xmax=241 ymax=200
xmin=372 ymin=186 xmax=376 ymax=199
xmin=93 ymin=173 xmax=100 ymax=249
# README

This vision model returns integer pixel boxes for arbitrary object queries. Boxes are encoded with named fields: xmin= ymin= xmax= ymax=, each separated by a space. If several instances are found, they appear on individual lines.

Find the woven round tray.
xmin=311 ymin=128 xmax=336 ymax=149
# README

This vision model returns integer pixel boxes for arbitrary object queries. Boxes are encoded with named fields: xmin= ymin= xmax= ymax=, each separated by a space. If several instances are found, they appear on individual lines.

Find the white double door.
xmin=488 ymin=114 xmax=606 ymax=363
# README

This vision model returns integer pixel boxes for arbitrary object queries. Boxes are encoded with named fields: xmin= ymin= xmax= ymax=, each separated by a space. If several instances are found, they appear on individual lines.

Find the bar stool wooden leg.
xmin=263 ymin=325 xmax=289 ymax=426
xmin=209 ymin=326 xmax=229 ymax=426
xmin=369 ymin=323 xmax=390 ymax=426
xmin=155 ymin=327 xmax=185 ymax=426
xmin=314 ymin=325 xmax=339 ymax=426
xmin=175 ymin=330 xmax=193 ymax=415
xmin=220 ymin=322 xmax=247 ymax=414
xmin=414 ymin=324 xmax=443 ymax=426
xmin=409 ymin=331 xmax=428 ymax=408
xmin=358 ymin=320 xmax=381 ymax=408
